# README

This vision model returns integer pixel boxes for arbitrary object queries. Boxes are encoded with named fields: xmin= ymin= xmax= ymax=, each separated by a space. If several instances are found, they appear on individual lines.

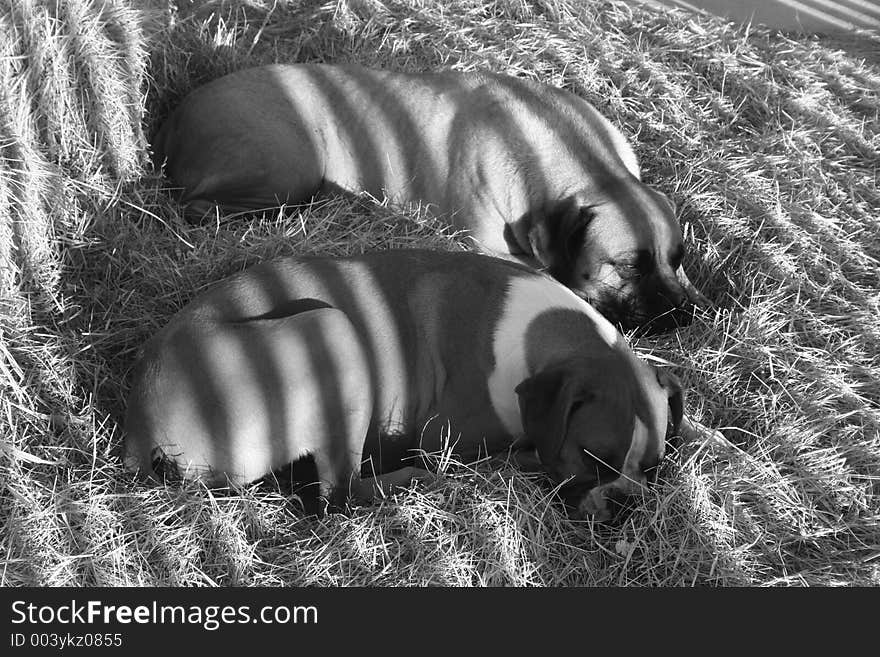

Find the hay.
xmin=0 ymin=0 xmax=146 ymax=297
xmin=1 ymin=0 xmax=878 ymax=586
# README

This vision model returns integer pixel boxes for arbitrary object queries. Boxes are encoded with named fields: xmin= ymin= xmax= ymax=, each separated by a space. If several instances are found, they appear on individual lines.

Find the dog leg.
xmin=677 ymin=415 xmax=731 ymax=448
xmin=349 ymin=467 xmax=436 ymax=502
xmin=511 ymin=447 xmax=543 ymax=472
xmin=483 ymin=447 xmax=543 ymax=473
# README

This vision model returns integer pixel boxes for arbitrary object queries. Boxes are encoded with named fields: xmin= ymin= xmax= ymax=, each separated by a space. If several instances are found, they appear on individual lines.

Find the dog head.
xmin=528 ymin=188 xmax=708 ymax=333
xmin=514 ymin=355 xmax=683 ymax=521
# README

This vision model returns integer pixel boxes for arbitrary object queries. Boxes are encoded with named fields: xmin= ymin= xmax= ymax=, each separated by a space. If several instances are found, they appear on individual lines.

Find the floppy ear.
xmin=527 ymin=220 xmax=554 ymax=269
xmin=642 ymin=185 xmax=677 ymax=215
xmin=657 ymin=189 xmax=676 ymax=214
xmin=515 ymin=366 xmax=589 ymax=465
xmin=645 ymin=187 xmax=712 ymax=310
xmin=654 ymin=368 xmax=684 ymax=438
xmin=527 ymin=196 xmax=590 ymax=272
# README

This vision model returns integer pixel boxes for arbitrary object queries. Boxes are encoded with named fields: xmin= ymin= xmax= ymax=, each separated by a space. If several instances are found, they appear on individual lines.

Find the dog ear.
xmin=515 ymin=366 xmax=590 ymax=465
xmin=527 ymin=220 xmax=554 ymax=269
xmin=527 ymin=196 xmax=590 ymax=272
xmin=643 ymin=186 xmax=714 ymax=310
xmin=654 ymin=368 xmax=684 ymax=438
xmin=645 ymin=185 xmax=676 ymax=215
xmin=658 ymin=191 xmax=676 ymax=214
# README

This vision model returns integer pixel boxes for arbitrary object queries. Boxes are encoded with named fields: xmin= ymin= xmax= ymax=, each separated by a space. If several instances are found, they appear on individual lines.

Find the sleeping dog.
xmin=124 ymin=250 xmax=686 ymax=520
xmin=153 ymin=64 xmax=708 ymax=332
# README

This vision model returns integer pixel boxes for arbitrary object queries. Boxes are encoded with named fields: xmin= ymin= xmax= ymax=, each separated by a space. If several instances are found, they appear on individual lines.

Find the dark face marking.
xmin=554 ymin=359 xmax=684 ymax=521
xmin=513 ymin=354 xmax=678 ymax=511
xmin=533 ymin=185 xmax=700 ymax=333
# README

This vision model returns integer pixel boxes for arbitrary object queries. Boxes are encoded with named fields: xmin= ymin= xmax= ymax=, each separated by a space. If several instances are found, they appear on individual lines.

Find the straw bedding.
xmin=1 ymin=0 xmax=878 ymax=585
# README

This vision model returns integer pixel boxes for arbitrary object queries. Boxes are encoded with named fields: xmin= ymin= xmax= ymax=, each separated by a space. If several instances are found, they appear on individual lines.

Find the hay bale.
xmin=0 ymin=0 xmax=147 ymax=303
xmin=0 ymin=0 xmax=150 ymax=585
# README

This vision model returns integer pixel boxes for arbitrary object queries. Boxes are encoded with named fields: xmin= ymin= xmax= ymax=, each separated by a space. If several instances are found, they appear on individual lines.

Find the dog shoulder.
xmin=486 ymin=272 xmax=622 ymax=437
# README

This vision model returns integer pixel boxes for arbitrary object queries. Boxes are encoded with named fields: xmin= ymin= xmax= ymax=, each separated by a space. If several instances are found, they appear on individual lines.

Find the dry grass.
xmin=1 ymin=0 xmax=878 ymax=586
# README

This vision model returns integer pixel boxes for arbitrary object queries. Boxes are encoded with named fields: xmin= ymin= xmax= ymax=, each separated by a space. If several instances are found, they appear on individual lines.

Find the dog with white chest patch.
xmin=124 ymin=250 xmax=686 ymax=520
xmin=153 ymin=63 xmax=708 ymax=332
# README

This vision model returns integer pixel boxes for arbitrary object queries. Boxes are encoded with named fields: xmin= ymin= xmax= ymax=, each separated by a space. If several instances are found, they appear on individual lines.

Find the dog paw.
xmin=678 ymin=415 xmax=731 ymax=448
xmin=576 ymin=488 xmax=613 ymax=523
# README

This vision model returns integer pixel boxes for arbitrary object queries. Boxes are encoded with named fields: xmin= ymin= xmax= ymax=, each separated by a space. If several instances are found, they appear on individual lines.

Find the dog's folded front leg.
xmin=511 ymin=447 xmax=543 ymax=472
xmin=349 ymin=467 xmax=436 ymax=502
xmin=486 ymin=447 xmax=543 ymax=472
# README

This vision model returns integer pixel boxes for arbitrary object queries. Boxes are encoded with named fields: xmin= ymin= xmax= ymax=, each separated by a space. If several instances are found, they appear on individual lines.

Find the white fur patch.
xmin=580 ymin=415 xmax=651 ymax=519
xmin=619 ymin=415 xmax=650 ymax=490
xmin=487 ymin=275 xmax=619 ymax=437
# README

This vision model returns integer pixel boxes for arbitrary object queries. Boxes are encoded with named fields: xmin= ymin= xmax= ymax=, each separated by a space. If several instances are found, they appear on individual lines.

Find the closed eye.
xmin=615 ymin=250 xmax=652 ymax=277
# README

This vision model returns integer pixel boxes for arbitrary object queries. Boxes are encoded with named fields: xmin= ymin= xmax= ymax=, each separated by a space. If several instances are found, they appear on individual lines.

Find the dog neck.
xmin=486 ymin=272 xmax=622 ymax=439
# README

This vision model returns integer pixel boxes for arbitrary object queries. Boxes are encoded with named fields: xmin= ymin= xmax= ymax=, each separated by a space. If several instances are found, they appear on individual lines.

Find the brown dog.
xmin=123 ymin=250 xmax=686 ymax=520
xmin=154 ymin=64 xmax=708 ymax=331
